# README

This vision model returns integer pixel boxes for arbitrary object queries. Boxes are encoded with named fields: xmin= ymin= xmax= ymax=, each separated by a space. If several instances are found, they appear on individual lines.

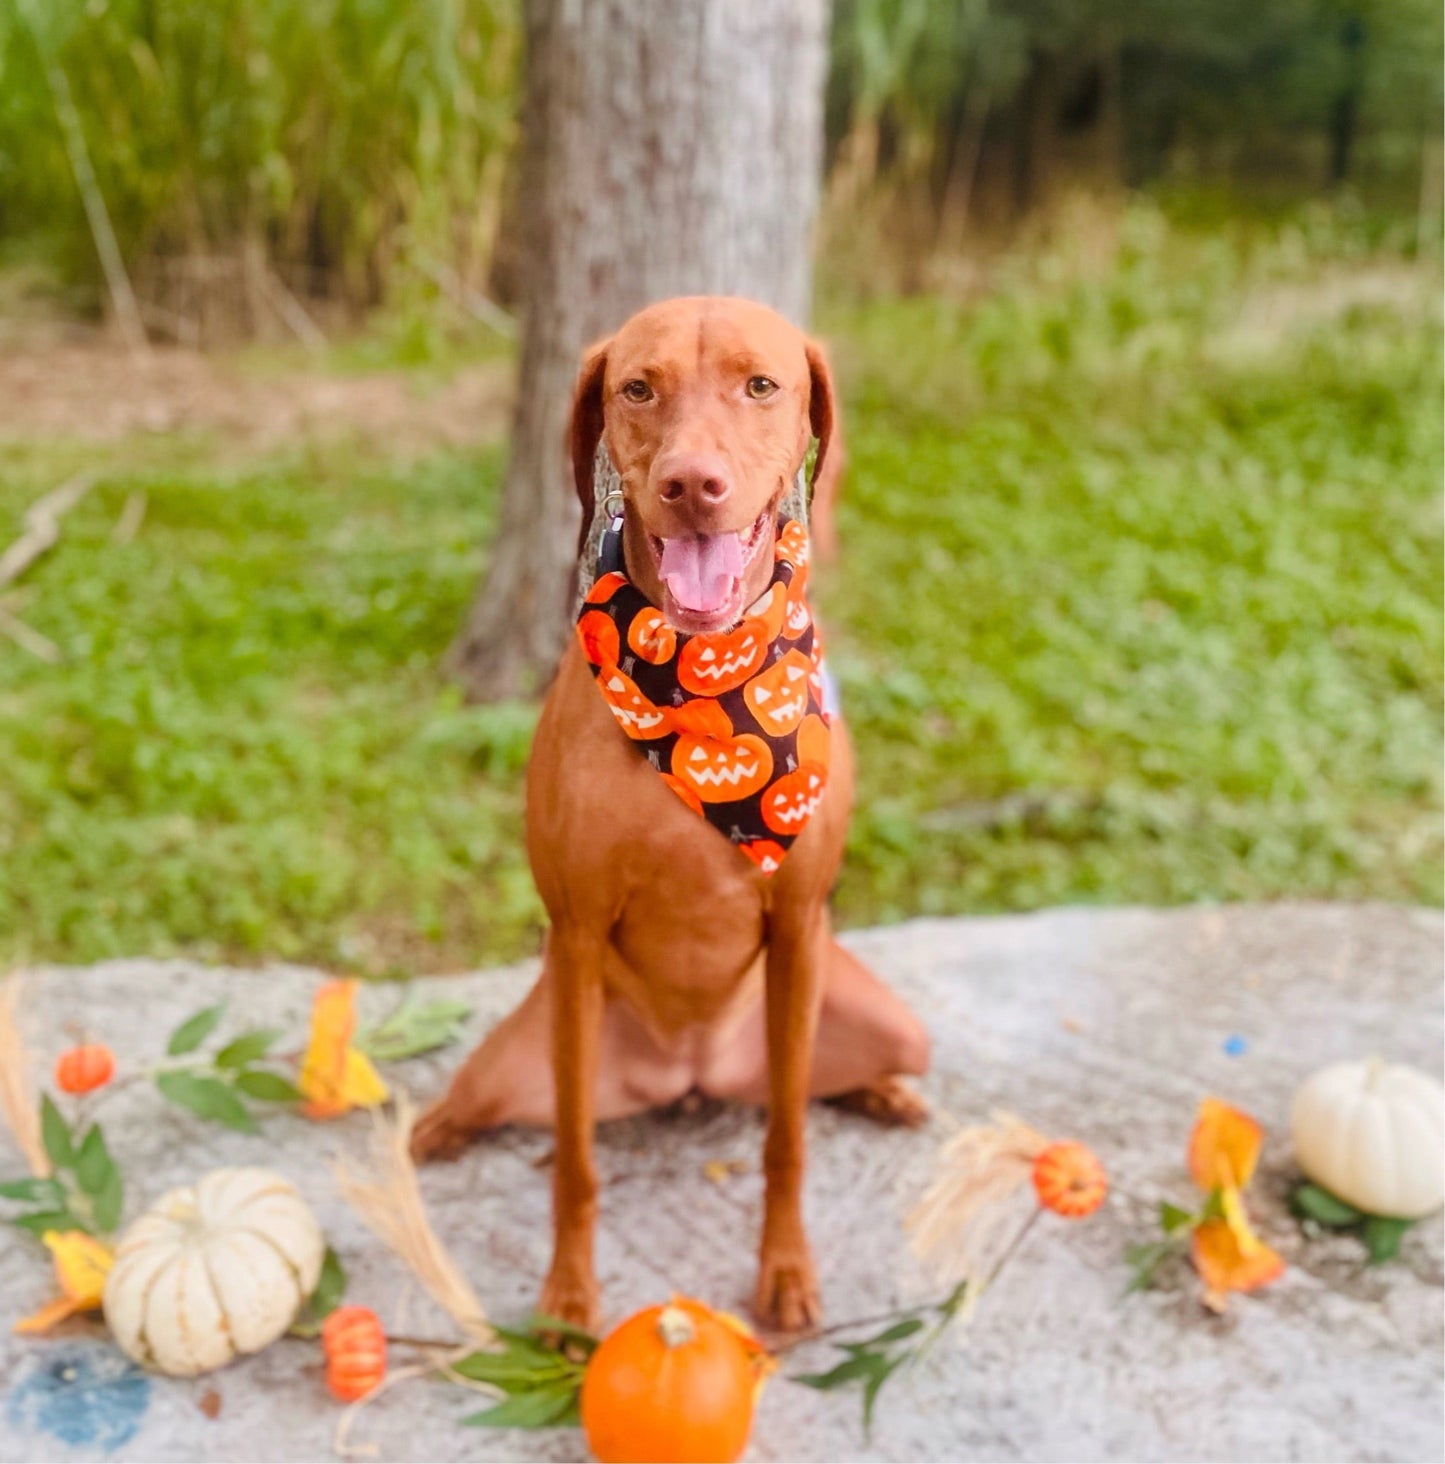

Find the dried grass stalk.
xmin=906 ymin=1110 xmax=1047 ymax=1286
xmin=0 ymin=976 xmax=49 ymax=1177
xmin=331 ymin=1092 xmax=492 ymax=1346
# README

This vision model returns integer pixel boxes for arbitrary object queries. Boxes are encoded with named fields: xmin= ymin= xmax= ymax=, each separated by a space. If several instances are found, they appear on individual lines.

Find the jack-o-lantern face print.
xmin=672 ymin=723 xmax=774 ymax=803
xmin=745 ymin=582 xmax=788 ymax=642
xmin=762 ymin=761 xmax=828 ymax=834
xmin=678 ymin=617 xmax=768 ymax=695
xmin=739 ymin=839 xmax=787 ymax=875
xmin=775 ymin=520 xmax=810 ymax=569
xmin=627 ymin=607 xmax=676 ymax=665
xmin=744 ymin=650 xmax=812 ymax=736
xmin=782 ymin=565 xmax=811 ymax=640
xmin=578 ymin=609 xmax=620 ymax=667
xmin=598 ymin=667 xmax=670 ymax=739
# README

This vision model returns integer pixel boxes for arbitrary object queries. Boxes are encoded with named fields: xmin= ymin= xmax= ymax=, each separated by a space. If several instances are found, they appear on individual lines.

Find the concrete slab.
xmin=1 ymin=903 xmax=1441 ymax=1462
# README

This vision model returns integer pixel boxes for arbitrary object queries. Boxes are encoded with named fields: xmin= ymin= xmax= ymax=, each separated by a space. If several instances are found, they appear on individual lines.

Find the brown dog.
xmin=413 ymin=296 xmax=929 ymax=1332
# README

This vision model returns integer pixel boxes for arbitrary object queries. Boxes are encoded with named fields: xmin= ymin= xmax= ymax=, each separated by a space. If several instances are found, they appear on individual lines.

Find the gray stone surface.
xmin=1 ymin=904 xmax=1441 ymax=1463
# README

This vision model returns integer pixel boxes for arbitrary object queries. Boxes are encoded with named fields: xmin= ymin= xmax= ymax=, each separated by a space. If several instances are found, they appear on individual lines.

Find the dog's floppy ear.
xmin=804 ymin=338 xmax=843 ymax=559
xmin=804 ymin=339 xmax=836 ymax=490
xmin=569 ymin=336 xmax=611 ymax=555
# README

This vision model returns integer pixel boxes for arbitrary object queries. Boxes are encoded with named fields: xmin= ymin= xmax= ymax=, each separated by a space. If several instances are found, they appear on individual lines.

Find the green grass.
xmin=1 ymin=205 xmax=1440 ymax=971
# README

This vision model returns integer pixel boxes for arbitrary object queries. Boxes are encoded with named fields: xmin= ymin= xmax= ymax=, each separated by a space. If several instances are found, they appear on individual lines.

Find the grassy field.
xmin=1 ymin=203 xmax=1440 ymax=973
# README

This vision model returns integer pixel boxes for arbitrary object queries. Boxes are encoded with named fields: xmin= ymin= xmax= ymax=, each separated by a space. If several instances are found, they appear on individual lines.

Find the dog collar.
xmin=576 ymin=518 xmax=832 ymax=874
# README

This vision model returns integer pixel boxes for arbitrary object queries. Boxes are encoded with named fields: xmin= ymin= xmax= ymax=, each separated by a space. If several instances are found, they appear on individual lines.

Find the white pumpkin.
xmin=103 ymin=1167 xmax=325 ymax=1376
xmin=1291 ymin=1059 xmax=1445 ymax=1219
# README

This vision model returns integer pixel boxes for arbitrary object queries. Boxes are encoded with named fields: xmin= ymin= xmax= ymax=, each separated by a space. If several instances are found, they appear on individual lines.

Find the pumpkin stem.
xmin=656 ymin=1304 xmax=696 ymax=1348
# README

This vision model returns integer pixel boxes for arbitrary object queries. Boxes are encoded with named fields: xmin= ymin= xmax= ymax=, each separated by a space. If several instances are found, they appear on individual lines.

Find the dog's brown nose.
xmin=655 ymin=452 xmax=731 ymax=510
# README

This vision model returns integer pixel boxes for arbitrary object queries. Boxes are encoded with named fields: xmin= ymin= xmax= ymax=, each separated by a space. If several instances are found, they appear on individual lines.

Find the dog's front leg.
xmin=540 ymin=924 xmax=605 ymax=1331
xmin=755 ymin=902 xmax=826 ymax=1331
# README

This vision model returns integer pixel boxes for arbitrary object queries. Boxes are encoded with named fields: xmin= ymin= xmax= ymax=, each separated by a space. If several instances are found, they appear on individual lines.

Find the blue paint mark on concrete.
xmin=1222 ymin=1033 xmax=1250 ymax=1058
xmin=5 ymin=1344 xmax=151 ymax=1452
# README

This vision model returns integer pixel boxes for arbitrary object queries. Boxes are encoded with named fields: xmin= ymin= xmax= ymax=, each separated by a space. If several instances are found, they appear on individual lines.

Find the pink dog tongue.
xmin=659 ymin=532 xmax=743 ymax=612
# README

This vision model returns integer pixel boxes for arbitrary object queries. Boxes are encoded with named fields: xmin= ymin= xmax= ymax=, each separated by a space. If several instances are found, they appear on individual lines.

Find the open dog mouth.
xmin=647 ymin=502 xmax=775 ymax=633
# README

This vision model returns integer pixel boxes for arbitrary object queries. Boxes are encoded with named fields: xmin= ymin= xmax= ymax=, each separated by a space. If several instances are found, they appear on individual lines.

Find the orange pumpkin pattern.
xmin=577 ymin=517 xmax=831 ymax=871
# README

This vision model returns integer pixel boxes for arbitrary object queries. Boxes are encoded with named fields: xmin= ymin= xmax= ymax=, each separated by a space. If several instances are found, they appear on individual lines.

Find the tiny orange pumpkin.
xmin=628 ymin=607 xmax=677 ymax=666
xmin=743 ymin=650 xmax=812 ymax=736
xmin=677 ymin=619 xmax=769 ymax=696
xmin=597 ymin=667 xmax=671 ymax=740
xmin=760 ymin=762 xmax=827 ymax=835
xmin=1032 ymin=1141 xmax=1108 ymax=1218
xmin=54 ymin=1044 xmax=115 ymax=1095
xmin=580 ymin=1298 xmax=760 ymax=1464
xmin=322 ymin=1305 xmax=387 ymax=1403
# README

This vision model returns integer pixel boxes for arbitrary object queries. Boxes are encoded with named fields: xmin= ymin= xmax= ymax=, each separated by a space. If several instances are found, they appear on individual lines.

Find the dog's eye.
xmin=621 ymin=379 xmax=653 ymax=403
xmin=746 ymin=376 xmax=779 ymax=400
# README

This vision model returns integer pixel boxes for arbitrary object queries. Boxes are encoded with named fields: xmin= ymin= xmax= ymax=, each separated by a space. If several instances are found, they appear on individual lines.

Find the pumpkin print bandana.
xmin=577 ymin=518 xmax=831 ymax=874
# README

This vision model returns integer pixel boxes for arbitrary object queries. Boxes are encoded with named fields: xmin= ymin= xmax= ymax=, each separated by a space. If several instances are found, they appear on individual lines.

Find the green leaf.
xmin=1362 ymin=1215 xmax=1413 ymax=1264
xmin=358 ymin=997 xmax=471 ymax=1063
xmin=155 ymin=1071 xmax=258 ymax=1133
xmin=0 ymin=1177 xmax=65 ymax=1205
xmin=312 ymin=1247 xmax=347 ymax=1317
xmin=861 ymin=1353 xmax=907 ymax=1435
xmin=215 ymin=1030 xmax=280 ymax=1069
xmin=460 ymin=1380 xmax=581 ymax=1429
xmin=524 ymin=1314 xmax=601 ymax=1358
xmin=233 ymin=1069 xmax=304 ymax=1103
xmin=167 ymin=1003 xmax=225 ymax=1056
xmin=11 ymin=1209 xmax=88 ymax=1236
xmin=848 ymin=1316 xmax=926 ymax=1350
xmin=1122 ymin=1239 xmax=1177 ymax=1295
xmin=93 ymin=1163 xmax=124 ymax=1233
xmin=74 ymin=1125 xmax=115 ymax=1197
xmin=793 ymin=1353 xmax=885 ymax=1391
xmin=1290 ymin=1182 xmax=1365 ymax=1228
xmin=1159 ymin=1201 xmax=1196 ymax=1233
xmin=40 ymin=1094 xmax=73 ymax=1170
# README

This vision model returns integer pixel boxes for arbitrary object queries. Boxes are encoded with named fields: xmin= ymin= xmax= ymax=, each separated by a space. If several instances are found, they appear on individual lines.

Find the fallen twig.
xmin=112 ymin=491 xmax=147 ymax=545
xmin=0 ymin=473 xmax=96 ymax=589
xmin=0 ymin=606 xmax=62 ymax=663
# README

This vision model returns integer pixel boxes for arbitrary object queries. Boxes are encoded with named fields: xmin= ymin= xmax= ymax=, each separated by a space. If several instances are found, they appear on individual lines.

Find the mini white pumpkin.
xmin=103 ymin=1167 xmax=325 ymax=1376
xmin=1291 ymin=1058 xmax=1445 ymax=1219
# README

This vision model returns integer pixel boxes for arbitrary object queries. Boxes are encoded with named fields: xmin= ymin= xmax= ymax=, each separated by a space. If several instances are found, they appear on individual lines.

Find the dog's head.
xmin=570 ymin=296 xmax=835 ymax=635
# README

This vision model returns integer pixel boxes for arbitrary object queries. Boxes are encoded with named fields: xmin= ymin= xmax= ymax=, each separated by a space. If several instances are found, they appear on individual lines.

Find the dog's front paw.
xmin=754 ymin=1246 xmax=820 ymax=1333
xmin=540 ymin=1265 xmax=601 ymax=1335
xmin=409 ymin=1098 xmax=478 ymax=1163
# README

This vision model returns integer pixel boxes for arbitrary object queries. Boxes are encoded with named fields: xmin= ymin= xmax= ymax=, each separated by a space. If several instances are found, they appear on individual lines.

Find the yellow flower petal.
xmin=44 ymin=1230 xmax=113 ymax=1305
xmin=1187 ymin=1097 xmax=1263 ymax=1192
xmin=299 ymin=979 xmax=361 ymax=1119
xmin=338 ymin=1047 xmax=389 ymax=1110
xmin=1219 ymin=1184 xmax=1263 ymax=1258
xmin=1191 ymin=1217 xmax=1284 ymax=1307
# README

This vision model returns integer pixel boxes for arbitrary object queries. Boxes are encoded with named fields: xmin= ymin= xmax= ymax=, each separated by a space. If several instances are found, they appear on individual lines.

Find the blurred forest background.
xmin=0 ymin=0 xmax=1440 ymax=972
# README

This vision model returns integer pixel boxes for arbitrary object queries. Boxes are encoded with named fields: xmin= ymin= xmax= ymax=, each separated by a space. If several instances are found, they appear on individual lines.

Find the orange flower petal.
xmin=299 ymin=980 xmax=360 ymax=1119
xmin=1187 ymin=1097 xmax=1264 ymax=1192
xmin=1191 ymin=1218 xmax=1284 ymax=1305
xmin=13 ymin=1295 xmax=87 ymax=1335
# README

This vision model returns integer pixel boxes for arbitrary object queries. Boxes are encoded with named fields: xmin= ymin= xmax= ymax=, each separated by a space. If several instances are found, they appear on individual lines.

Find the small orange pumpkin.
xmin=745 ymin=582 xmax=787 ymax=641
xmin=775 ymin=520 xmax=810 ymax=569
xmin=671 ymin=727 xmax=774 ymax=804
xmin=1032 ymin=1141 xmax=1108 ymax=1218
xmin=585 ymin=571 xmax=629 ymax=605
xmin=760 ymin=762 xmax=828 ymax=835
xmin=578 ymin=610 xmax=621 ymax=667
xmin=321 ymin=1305 xmax=387 ymax=1403
xmin=54 ymin=1044 xmax=115 ymax=1095
xmin=743 ymin=650 xmax=812 ymax=736
xmin=580 ymin=1298 xmax=760 ymax=1464
xmin=678 ymin=619 xmax=769 ymax=696
xmin=597 ymin=667 xmax=672 ymax=740
xmin=628 ymin=607 xmax=677 ymax=666
xmin=782 ymin=564 xmax=811 ymax=640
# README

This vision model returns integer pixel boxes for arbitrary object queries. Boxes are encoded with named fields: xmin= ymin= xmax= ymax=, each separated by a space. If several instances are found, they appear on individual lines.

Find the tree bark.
xmin=449 ymin=0 xmax=830 ymax=701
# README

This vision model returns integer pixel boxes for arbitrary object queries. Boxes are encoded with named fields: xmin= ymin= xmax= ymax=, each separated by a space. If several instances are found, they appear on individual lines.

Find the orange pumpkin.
xmin=796 ymin=713 xmax=831 ymax=771
xmin=578 ymin=610 xmax=621 ymax=667
xmin=580 ymin=1299 xmax=760 ymax=1464
xmin=1032 ymin=1141 xmax=1108 ymax=1218
xmin=739 ymin=840 xmax=787 ymax=875
xmin=54 ymin=1044 xmax=115 ymax=1095
xmin=597 ymin=667 xmax=672 ymax=740
xmin=585 ymin=571 xmax=629 ymax=605
xmin=760 ymin=762 xmax=827 ymax=835
xmin=781 ymin=564 xmax=811 ymax=640
xmin=775 ymin=520 xmax=810 ymax=569
xmin=678 ymin=619 xmax=768 ymax=696
xmin=321 ymin=1306 xmax=387 ymax=1403
xmin=745 ymin=582 xmax=787 ymax=641
xmin=743 ymin=651 xmax=812 ymax=736
xmin=672 ymin=729 xmax=773 ymax=804
xmin=628 ymin=608 xmax=677 ymax=666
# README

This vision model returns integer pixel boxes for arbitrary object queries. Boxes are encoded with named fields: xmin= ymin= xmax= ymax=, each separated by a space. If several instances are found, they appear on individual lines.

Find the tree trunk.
xmin=448 ymin=0 xmax=830 ymax=701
